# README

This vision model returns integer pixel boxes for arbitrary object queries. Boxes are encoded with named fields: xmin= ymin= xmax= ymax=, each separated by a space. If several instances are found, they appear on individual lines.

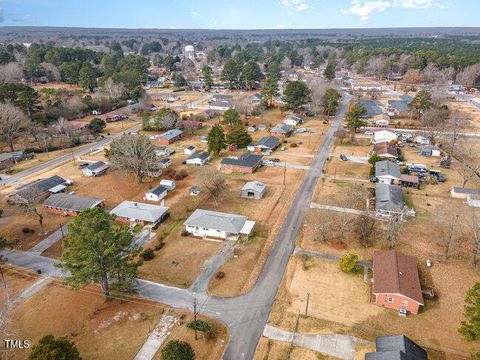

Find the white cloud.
xmin=280 ymin=0 xmax=311 ymax=12
xmin=191 ymin=11 xmax=200 ymax=18
xmin=276 ymin=24 xmax=286 ymax=29
xmin=341 ymin=0 xmax=448 ymax=20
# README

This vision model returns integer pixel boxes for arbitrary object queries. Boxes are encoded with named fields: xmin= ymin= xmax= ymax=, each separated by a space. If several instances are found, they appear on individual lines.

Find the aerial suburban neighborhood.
xmin=0 ymin=2 xmax=480 ymax=360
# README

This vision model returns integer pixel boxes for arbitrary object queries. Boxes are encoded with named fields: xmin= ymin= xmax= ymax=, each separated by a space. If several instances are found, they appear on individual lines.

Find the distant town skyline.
xmin=0 ymin=0 xmax=477 ymax=29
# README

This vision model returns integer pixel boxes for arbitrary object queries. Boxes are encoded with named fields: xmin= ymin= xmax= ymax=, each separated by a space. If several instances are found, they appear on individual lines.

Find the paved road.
xmin=1 ymin=94 xmax=351 ymax=360
xmin=0 ymin=123 xmax=142 ymax=186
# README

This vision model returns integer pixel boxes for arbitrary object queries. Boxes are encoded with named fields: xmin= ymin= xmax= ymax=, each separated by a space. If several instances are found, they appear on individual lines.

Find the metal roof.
xmin=43 ymin=193 xmax=104 ymax=212
xmin=355 ymin=100 xmax=383 ymax=117
xmin=255 ymin=136 xmax=280 ymax=149
xmin=388 ymin=100 xmax=409 ymax=112
xmin=375 ymin=183 xmax=404 ymax=213
xmin=367 ymin=335 xmax=427 ymax=359
xmin=86 ymin=161 xmax=109 ymax=171
xmin=270 ymin=123 xmax=293 ymax=134
xmin=184 ymin=209 xmax=248 ymax=234
xmin=242 ymin=181 xmax=266 ymax=194
xmin=160 ymin=129 xmax=183 ymax=140
xmin=187 ymin=152 xmax=209 ymax=161
xmin=15 ymin=175 xmax=69 ymax=200
xmin=110 ymin=201 xmax=169 ymax=223
xmin=375 ymin=160 xmax=401 ymax=179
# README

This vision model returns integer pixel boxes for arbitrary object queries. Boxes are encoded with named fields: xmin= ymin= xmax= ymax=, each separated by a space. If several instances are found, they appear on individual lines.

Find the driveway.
xmin=1 ymin=93 xmax=352 ymax=360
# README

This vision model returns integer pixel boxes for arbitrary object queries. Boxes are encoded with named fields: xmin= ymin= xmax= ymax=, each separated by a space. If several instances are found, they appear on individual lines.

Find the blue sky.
xmin=0 ymin=0 xmax=477 ymax=29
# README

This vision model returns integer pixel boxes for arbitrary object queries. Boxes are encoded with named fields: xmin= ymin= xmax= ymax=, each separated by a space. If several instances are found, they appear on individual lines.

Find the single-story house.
xmin=184 ymin=146 xmax=196 ymax=155
xmin=251 ymin=93 xmax=262 ymax=105
xmin=375 ymin=183 xmax=406 ymax=218
xmin=212 ymin=94 xmax=232 ymax=102
xmin=110 ymin=201 xmax=169 ymax=226
xmin=241 ymin=181 xmax=266 ymax=199
xmin=43 ymin=193 xmax=104 ymax=216
xmin=375 ymin=160 xmax=401 ymax=184
xmin=374 ymin=115 xmax=390 ymax=127
xmin=366 ymin=335 xmax=427 ymax=360
xmin=283 ymin=114 xmax=303 ymax=126
xmin=247 ymin=136 xmax=280 ymax=153
xmin=414 ymin=135 xmax=430 ymax=145
xmin=373 ymin=142 xmax=398 ymax=159
xmin=144 ymin=80 xmax=164 ymax=89
xmin=190 ymin=186 xmax=203 ymax=196
xmin=467 ymin=194 xmax=480 ymax=208
xmin=0 ymin=151 xmax=25 ymax=169
xmin=184 ymin=209 xmax=255 ymax=240
xmin=451 ymin=187 xmax=480 ymax=200
xmin=186 ymin=152 xmax=209 ymax=166
xmin=208 ymin=100 xmax=233 ymax=111
xmin=160 ymin=179 xmax=176 ymax=190
xmin=270 ymin=123 xmax=293 ymax=137
xmin=220 ymin=153 xmax=263 ymax=173
xmin=372 ymin=250 xmax=424 ymax=315
xmin=373 ymin=130 xmax=397 ymax=144
xmin=13 ymin=175 xmax=72 ymax=202
xmin=155 ymin=146 xmax=174 ymax=157
xmin=82 ymin=161 xmax=109 ymax=177
xmin=449 ymin=84 xmax=466 ymax=95
xmin=400 ymin=174 xmax=419 ymax=189
xmin=158 ymin=158 xmax=171 ymax=169
xmin=354 ymin=100 xmax=384 ymax=118
xmin=144 ymin=185 xmax=168 ymax=202
xmin=156 ymin=129 xmax=183 ymax=145
xmin=248 ymin=125 xmax=257 ymax=132
xmin=387 ymin=100 xmax=410 ymax=117
xmin=419 ymin=145 xmax=441 ymax=157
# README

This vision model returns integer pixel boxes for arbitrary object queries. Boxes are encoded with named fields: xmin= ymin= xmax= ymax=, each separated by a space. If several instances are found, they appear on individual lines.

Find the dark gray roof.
xmin=184 ymin=209 xmax=247 ymax=233
xmin=160 ymin=129 xmax=183 ymax=140
xmin=209 ymin=100 xmax=233 ymax=108
xmin=221 ymin=153 xmax=263 ymax=168
xmin=242 ymin=181 xmax=266 ymax=193
xmin=186 ymin=146 xmax=196 ymax=150
xmin=43 ymin=193 xmax=103 ymax=212
xmin=254 ymin=136 xmax=280 ymax=149
xmin=376 ymin=184 xmax=404 ymax=213
xmin=355 ymin=100 xmax=383 ymax=117
xmin=213 ymin=94 xmax=232 ymax=100
xmin=399 ymin=95 xmax=413 ymax=103
xmin=15 ymin=175 xmax=68 ymax=200
xmin=86 ymin=161 xmax=109 ymax=171
xmin=366 ymin=335 xmax=428 ymax=360
xmin=187 ymin=152 xmax=209 ymax=161
xmin=388 ymin=100 xmax=409 ymax=112
xmin=146 ymin=185 xmax=168 ymax=196
xmin=375 ymin=160 xmax=401 ymax=179
xmin=159 ymin=158 xmax=171 ymax=164
xmin=0 ymin=151 xmax=23 ymax=162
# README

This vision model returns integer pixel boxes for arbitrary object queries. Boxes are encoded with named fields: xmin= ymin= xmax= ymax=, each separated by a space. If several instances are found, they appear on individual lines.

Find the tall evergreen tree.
xmin=241 ymin=60 xmax=262 ymax=90
xmin=226 ymin=125 xmax=252 ymax=148
xmin=78 ymin=62 xmax=96 ymax=91
xmin=459 ymin=282 xmax=480 ymax=341
xmin=29 ymin=335 xmax=81 ymax=360
xmin=221 ymin=59 xmax=242 ymax=89
xmin=261 ymin=75 xmax=280 ymax=108
xmin=283 ymin=81 xmax=310 ymax=109
xmin=207 ymin=123 xmax=226 ymax=157
xmin=222 ymin=108 xmax=241 ymax=127
xmin=323 ymin=60 xmax=337 ymax=81
xmin=345 ymin=103 xmax=367 ymax=132
xmin=59 ymin=207 xmax=141 ymax=299
xmin=202 ymin=65 xmax=214 ymax=89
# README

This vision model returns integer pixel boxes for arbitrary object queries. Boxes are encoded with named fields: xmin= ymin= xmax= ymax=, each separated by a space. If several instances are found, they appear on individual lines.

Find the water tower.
xmin=184 ymin=45 xmax=195 ymax=61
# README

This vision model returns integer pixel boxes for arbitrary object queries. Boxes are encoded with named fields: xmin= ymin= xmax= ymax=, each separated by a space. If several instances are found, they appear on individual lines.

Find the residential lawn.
xmin=6 ymin=279 xmax=168 ymax=360
xmin=254 ymin=338 xmax=337 ymax=360
xmin=325 ymin=157 xmax=371 ymax=179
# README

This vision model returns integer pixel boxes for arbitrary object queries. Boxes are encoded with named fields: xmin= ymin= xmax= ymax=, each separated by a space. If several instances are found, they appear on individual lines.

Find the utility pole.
xmin=59 ymin=224 xmax=65 ymax=238
xmin=283 ymin=160 xmax=286 ymax=186
xmin=193 ymin=298 xmax=198 ymax=341
xmin=286 ymin=313 xmax=300 ymax=360
xmin=334 ymin=166 xmax=337 ymax=182
xmin=305 ymin=292 xmax=310 ymax=317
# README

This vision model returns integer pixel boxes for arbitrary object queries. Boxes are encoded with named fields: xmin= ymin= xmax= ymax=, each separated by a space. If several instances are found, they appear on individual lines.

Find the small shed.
xmin=467 ymin=194 xmax=480 ymax=208
xmin=184 ymin=146 xmax=196 ymax=155
xmin=160 ymin=179 xmax=176 ymax=190
xmin=82 ymin=161 xmax=109 ymax=177
xmin=241 ymin=181 xmax=266 ymax=199
xmin=144 ymin=185 xmax=168 ymax=202
xmin=419 ymin=145 xmax=441 ymax=157
xmin=228 ymin=144 xmax=238 ymax=151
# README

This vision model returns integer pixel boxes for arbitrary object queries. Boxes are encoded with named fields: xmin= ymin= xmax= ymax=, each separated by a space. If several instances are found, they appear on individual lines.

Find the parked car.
xmin=369 ymin=177 xmax=378 ymax=183
xmin=340 ymin=154 xmax=348 ymax=161
xmin=78 ymin=163 xmax=89 ymax=169
xmin=269 ymin=158 xmax=280 ymax=163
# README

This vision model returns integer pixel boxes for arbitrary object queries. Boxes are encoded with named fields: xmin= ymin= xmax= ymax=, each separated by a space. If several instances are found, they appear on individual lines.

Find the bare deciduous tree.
xmin=445 ymin=111 xmax=468 ymax=156
xmin=101 ymin=78 xmax=125 ymax=102
xmin=421 ymin=108 xmax=448 ymax=144
xmin=354 ymin=214 xmax=379 ymax=247
xmin=11 ymin=190 xmax=46 ymax=235
xmin=456 ymin=64 xmax=480 ymax=87
xmin=199 ymin=168 xmax=227 ymax=207
xmin=0 ymin=102 xmax=30 ymax=152
xmin=106 ymin=134 xmax=158 ymax=184
xmin=308 ymin=210 xmax=335 ymax=243
xmin=0 ymin=62 xmax=23 ymax=83
xmin=40 ymin=62 xmax=61 ymax=82
xmin=383 ymin=214 xmax=404 ymax=249
xmin=438 ymin=204 xmax=465 ymax=261
xmin=466 ymin=208 xmax=480 ymax=266
xmin=456 ymin=140 xmax=480 ymax=188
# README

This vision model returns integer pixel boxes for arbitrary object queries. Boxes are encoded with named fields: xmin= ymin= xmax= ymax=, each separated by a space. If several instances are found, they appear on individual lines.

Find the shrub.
xmin=205 ymin=324 xmax=220 ymax=341
xmin=215 ymin=271 xmax=225 ymax=280
xmin=29 ymin=335 xmax=81 ymax=360
xmin=290 ymin=143 xmax=298 ymax=148
xmin=339 ymin=252 xmax=360 ymax=273
xmin=154 ymin=242 xmax=165 ymax=251
xmin=177 ymin=169 xmax=188 ymax=179
xmin=160 ymin=340 xmax=195 ymax=360
xmin=181 ymin=230 xmax=189 ymax=237
xmin=0 ymin=208 xmax=3 ymax=217
xmin=22 ymin=227 xmax=34 ymax=234
xmin=140 ymin=248 xmax=155 ymax=261
xmin=187 ymin=319 xmax=212 ymax=332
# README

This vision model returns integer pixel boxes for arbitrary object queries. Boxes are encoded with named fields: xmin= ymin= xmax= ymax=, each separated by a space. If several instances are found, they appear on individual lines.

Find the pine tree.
xmin=207 ymin=123 xmax=226 ymax=157
xmin=283 ymin=81 xmax=310 ymax=109
xmin=226 ymin=125 xmax=252 ymax=148
xmin=78 ymin=62 xmax=96 ymax=91
xmin=345 ymin=103 xmax=367 ymax=132
xmin=222 ymin=108 xmax=241 ymax=127
xmin=323 ymin=60 xmax=337 ymax=81
xmin=459 ymin=282 xmax=480 ymax=341
xmin=59 ymin=207 xmax=141 ymax=299
xmin=261 ymin=75 xmax=280 ymax=108
xmin=29 ymin=335 xmax=81 ymax=360
xmin=202 ymin=65 xmax=214 ymax=89
xmin=241 ymin=60 xmax=262 ymax=90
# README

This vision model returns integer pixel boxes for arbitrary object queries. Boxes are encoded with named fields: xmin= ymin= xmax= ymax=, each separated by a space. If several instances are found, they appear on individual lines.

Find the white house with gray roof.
xmin=375 ymin=160 xmax=401 ymax=185
xmin=184 ymin=209 xmax=255 ymax=240
xmin=110 ymin=201 xmax=169 ymax=225
xmin=144 ymin=185 xmax=168 ymax=202
xmin=82 ymin=161 xmax=110 ymax=177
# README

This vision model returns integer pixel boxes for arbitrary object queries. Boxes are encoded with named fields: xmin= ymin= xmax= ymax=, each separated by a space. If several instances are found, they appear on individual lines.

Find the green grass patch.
xmin=132 ymin=224 xmax=143 ymax=233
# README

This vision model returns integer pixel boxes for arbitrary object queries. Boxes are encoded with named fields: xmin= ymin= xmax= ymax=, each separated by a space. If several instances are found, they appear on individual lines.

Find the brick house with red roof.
xmin=372 ymin=250 xmax=424 ymax=314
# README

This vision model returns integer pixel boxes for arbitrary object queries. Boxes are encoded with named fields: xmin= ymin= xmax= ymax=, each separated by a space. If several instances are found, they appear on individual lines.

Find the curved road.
xmin=2 ymin=94 xmax=351 ymax=359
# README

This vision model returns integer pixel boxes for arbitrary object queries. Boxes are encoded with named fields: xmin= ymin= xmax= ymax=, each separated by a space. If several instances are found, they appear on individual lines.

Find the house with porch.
xmin=220 ymin=153 xmax=263 ymax=173
xmin=156 ymin=129 xmax=183 ymax=145
xmin=375 ymin=160 xmax=401 ymax=185
xmin=183 ymin=209 xmax=255 ymax=240
xmin=247 ymin=136 xmax=280 ymax=153
xmin=43 ymin=193 xmax=104 ymax=216
xmin=110 ymin=201 xmax=169 ymax=226
xmin=82 ymin=161 xmax=110 ymax=177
